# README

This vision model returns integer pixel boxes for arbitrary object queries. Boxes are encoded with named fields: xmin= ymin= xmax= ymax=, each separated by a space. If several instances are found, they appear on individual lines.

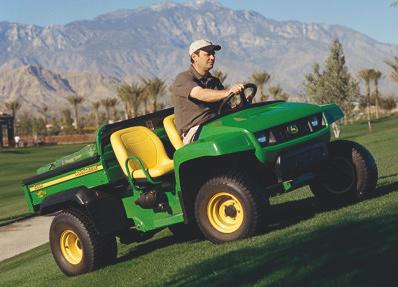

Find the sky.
xmin=0 ymin=0 xmax=397 ymax=45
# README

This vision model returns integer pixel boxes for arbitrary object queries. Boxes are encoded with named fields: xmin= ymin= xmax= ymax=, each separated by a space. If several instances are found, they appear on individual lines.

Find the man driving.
xmin=172 ymin=39 xmax=245 ymax=144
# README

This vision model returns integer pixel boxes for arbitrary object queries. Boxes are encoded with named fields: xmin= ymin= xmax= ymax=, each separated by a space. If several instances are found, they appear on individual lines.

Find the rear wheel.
xmin=195 ymin=172 xmax=266 ymax=243
xmin=310 ymin=140 xmax=378 ymax=206
xmin=49 ymin=208 xmax=117 ymax=276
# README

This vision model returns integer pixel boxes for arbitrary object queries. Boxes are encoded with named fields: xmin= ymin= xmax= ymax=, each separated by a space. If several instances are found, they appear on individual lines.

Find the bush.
xmin=380 ymin=96 xmax=397 ymax=111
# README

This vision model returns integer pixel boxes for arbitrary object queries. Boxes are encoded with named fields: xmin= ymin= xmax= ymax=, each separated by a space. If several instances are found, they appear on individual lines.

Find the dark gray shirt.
xmin=172 ymin=66 xmax=224 ymax=135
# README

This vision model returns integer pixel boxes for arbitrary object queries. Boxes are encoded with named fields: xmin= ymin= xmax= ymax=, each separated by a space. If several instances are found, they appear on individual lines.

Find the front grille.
xmin=255 ymin=113 xmax=325 ymax=146
xmin=271 ymin=113 xmax=324 ymax=144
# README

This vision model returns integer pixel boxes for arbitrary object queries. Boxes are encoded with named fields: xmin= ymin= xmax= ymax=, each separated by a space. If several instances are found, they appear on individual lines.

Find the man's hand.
xmin=225 ymin=83 xmax=245 ymax=97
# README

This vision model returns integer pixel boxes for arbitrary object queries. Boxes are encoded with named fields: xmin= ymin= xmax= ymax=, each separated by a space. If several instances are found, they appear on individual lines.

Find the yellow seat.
xmin=110 ymin=126 xmax=174 ymax=180
xmin=163 ymin=114 xmax=183 ymax=150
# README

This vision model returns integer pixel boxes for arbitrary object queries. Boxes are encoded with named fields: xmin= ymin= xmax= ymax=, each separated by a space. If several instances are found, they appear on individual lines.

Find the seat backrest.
xmin=110 ymin=126 xmax=170 ymax=176
xmin=163 ymin=114 xmax=184 ymax=150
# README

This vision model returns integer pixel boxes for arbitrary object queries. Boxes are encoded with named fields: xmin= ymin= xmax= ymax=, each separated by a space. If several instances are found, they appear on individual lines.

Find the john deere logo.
xmin=287 ymin=124 xmax=299 ymax=134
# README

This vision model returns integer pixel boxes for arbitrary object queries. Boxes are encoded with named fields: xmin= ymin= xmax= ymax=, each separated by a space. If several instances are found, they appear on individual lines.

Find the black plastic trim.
xmin=39 ymin=186 xmax=131 ymax=234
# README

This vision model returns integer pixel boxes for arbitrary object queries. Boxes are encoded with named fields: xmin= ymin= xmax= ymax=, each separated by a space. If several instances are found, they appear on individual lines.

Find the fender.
xmin=40 ymin=186 xmax=131 ymax=234
xmin=320 ymin=103 xmax=344 ymax=124
xmin=173 ymin=130 xmax=260 ymax=192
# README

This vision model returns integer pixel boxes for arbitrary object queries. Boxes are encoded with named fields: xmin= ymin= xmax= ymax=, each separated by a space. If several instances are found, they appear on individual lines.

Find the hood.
xmin=203 ymin=102 xmax=323 ymax=133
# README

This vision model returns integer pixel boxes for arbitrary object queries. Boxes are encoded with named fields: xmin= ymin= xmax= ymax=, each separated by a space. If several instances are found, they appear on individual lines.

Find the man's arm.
xmin=190 ymin=84 xmax=245 ymax=103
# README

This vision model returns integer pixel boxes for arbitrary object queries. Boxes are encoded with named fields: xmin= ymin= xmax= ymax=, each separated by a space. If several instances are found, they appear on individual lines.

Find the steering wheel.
xmin=217 ymin=83 xmax=257 ymax=115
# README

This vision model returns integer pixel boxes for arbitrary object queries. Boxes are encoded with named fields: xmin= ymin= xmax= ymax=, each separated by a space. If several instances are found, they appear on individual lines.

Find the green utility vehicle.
xmin=22 ymin=84 xmax=378 ymax=276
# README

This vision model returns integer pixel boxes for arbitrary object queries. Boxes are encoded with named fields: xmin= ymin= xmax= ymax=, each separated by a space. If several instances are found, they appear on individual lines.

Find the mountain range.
xmin=1 ymin=0 xmax=397 ymax=116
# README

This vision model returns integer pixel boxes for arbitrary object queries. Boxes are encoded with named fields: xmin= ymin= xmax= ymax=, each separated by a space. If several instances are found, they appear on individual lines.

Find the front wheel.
xmin=310 ymin=140 xmax=378 ymax=206
xmin=195 ymin=172 xmax=266 ymax=244
xmin=49 ymin=208 xmax=117 ymax=276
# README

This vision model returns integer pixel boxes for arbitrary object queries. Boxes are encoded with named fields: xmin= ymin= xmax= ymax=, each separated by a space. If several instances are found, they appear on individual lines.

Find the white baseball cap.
xmin=189 ymin=39 xmax=221 ymax=56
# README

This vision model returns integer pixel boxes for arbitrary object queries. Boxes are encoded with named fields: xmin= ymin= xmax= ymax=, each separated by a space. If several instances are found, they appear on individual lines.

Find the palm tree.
xmin=116 ymin=84 xmax=133 ymax=119
xmin=66 ymin=95 xmax=84 ymax=131
xmin=385 ymin=56 xmax=398 ymax=84
xmin=128 ymin=82 xmax=144 ymax=118
xmin=212 ymin=69 xmax=228 ymax=84
xmin=108 ymin=98 xmax=118 ymax=121
xmin=141 ymin=77 xmax=166 ymax=113
xmin=358 ymin=69 xmax=373 ymax=132
xmin=369 ymin=69 xmax=382 ymax=119
xmin=40 ymin=104 xmax=49 ymax=125
xmin=100 ymin=98 xmax=116 ymax=123
xmin=268 ymin=85 xmax=289 ymax=101
xmin=91 ymin=101 xmax=101 ymax=128
xmin=4 ymin=100 xmax=21 ymax=141
xmin=5 ymin=99 xmax=21 ymax=118
xmin=250 ymin=72 xmax=271 ymax=102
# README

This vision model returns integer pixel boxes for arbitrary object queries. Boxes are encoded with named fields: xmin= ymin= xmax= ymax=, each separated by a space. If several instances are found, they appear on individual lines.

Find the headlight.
xmin=310 ymin=116 xmax=319 ymax=128
xmin=255 ymin=131 xmax=267 ymax=146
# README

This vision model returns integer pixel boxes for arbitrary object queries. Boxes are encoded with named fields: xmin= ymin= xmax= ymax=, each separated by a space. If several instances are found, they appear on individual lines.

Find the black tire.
xmin=49 ymin=208 xmax=117 ymax=276
xmin=195 ymin=172 xmax=266 ymax=244
xmin=310 ymin=140 xmax=378 ymax=206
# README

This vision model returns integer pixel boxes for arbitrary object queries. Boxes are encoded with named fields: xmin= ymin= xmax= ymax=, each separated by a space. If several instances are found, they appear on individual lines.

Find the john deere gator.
xmin=21 ymin=84 xmax=378 ymax=276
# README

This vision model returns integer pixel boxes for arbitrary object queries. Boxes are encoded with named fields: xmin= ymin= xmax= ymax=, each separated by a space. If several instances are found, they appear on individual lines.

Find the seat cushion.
xmin=163 ymin=114 xmax=184 ymax=150
xmin=132 ymin=158 xmax=174 ymax=179
xmin=110 ymin=126 xmax=174 ymax=180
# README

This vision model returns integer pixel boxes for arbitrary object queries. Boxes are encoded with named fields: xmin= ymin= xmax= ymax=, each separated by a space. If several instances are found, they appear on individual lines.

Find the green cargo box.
xmin=36 ymin=144 xmax=98 ymax=174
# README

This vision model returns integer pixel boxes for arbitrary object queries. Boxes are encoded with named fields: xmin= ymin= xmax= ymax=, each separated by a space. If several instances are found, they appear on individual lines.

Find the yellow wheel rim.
xmin=207 ymin=192 xmax=244 ymax=233
xmin=60 ymin=229 xmax=83 ymax=265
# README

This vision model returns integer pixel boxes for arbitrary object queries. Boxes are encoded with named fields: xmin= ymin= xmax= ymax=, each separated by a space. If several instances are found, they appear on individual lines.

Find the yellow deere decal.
xmin=36 ymin=190 xmax=47 ymax=198
xmin=29 ymin=165 xmax=104 ymax=192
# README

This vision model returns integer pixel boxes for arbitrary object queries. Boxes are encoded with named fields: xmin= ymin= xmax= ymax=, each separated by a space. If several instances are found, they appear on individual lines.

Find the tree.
xmin=91 ymin=101 xmax=101 ymax=128
xmin=100 ymin=98 xmax=113 ymax=123
xmin=4 ymin=99 xmax=22 ymax=137
xmin=385 ymin=56 xmax=398 ymax=84
xmin=109 ymin=98 xmax=118 ymax=121
xmin=116 ymin=84 xmax=134 ymax=119
xmin=380 ymin=96 xmax=397 ymax=111
xmin=358 ymin=69 xmax=373 ymax=132
xmin=392 ymin=1 xmax=398 ymax=7
xmin=369 ymin=69 xmax=382 ymax=119
xmin=17 ymin=113 xmax=33 ymax=136
xmin=268 ymin=85 xmax=289 ymax=101
xmin=61 ymin=108 xmax=74 ymax=133
xmin=128 ymin=82 xmax=144 ymax=117
xmin=304 ymin=63 xmax=325 ymax=103
xmin=40 ymin=104 xmax=49 ymax=124
xmin=66 ymin=95 xmax=84 ymax=131
xmin=5 ymin=99 xmax=21 ymax=118
xmin=116 ymin=82 xmax=144 ymax=118
xmin=212 ymin=69 xmax=228 ymax=84
xmin=250 ymin=72 xmax=270 ymax=102
xmin=141 ymin=77 xmax=166 ymax=113
xmin=304 ymin=39 xmax=359 ymax=126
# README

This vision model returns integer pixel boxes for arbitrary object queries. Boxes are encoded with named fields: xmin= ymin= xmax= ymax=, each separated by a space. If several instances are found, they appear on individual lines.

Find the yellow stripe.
xmin=29 ymin=165 xmax=104 ymax=192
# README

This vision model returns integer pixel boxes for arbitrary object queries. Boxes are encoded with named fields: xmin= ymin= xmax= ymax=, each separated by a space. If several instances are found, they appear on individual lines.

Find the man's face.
xmin=192 ymin=49 xmax=216 ymax=71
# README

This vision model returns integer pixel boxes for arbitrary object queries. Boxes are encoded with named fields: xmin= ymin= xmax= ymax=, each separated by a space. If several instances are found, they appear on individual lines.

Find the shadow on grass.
xmin=164 ymin=212 xmax=398 ymax=287
xmin=263 ymin=178 xmax=398 ymax=235
xmin=0 ymin=149 xmax=31 ymax=154
xmin=372 ymin=181 xmax=398 ymax=198
xmin=117 ymin=235 xmax=193 ymax=264
xmin=378 ymin=173 xmax=398 ymax=181
xmin=265 ymin=197 xmax=319 ymax=233
xmin=115 ymin=180 xmax=398 ymax=271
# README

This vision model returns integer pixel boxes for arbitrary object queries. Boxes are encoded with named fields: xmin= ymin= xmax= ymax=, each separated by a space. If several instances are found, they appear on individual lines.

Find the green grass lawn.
xmin=0 ymin=144 xmax=86 ymax=224
xmin=1 ymin=117 xmax=398 ymax=286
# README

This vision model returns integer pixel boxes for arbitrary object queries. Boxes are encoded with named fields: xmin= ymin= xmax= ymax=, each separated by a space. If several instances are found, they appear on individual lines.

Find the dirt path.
xmin=0 ymin=215 xmax=54 ymax=262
